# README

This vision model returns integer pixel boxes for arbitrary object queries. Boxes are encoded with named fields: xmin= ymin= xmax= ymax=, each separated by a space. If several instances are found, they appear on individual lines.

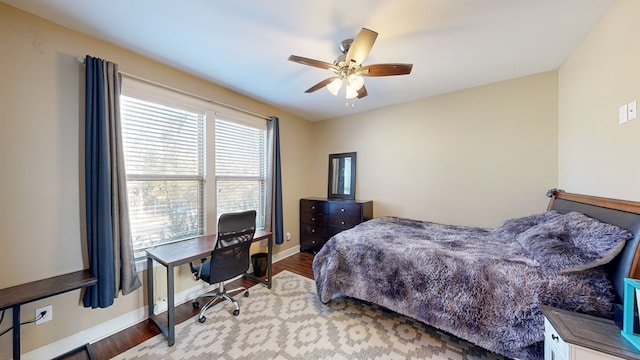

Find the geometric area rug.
xmin=112 ymin=271 xmax=507 ymax=360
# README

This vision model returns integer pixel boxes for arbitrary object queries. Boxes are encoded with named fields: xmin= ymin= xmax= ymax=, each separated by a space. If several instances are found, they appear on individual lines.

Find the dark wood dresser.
xmin=299 ymin=198 xmax=373 ymax=253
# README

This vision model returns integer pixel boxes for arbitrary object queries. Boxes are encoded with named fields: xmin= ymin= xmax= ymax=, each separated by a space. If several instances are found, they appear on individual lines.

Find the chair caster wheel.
xmin=198 ymin=316 xmax=206 ymax=323
xmin=243 ymin=291 xmax=249 ymax=297
xmin=192 ymin=301 xmax=199 ymax=309
xmin=233 ymin=309 xmax=240 ymax=316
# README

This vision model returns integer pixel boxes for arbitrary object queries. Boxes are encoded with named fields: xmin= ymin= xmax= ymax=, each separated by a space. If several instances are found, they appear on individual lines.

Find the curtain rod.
xmin=78 ymin=56 xmax=271 ymax=121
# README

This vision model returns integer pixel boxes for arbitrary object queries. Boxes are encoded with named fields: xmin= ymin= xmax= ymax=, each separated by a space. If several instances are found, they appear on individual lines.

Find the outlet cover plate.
xmin=629 ymin=101 xmax=637 ymax=120
xmin=35 ymin=304 xmax=53 ymax=325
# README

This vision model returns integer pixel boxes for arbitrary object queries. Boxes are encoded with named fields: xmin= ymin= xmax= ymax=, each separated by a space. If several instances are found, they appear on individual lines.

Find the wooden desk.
xmin=0 ymin=270 xmax=97 ymax=360
xmin=145 ymin=230 xmax=273 ymax=346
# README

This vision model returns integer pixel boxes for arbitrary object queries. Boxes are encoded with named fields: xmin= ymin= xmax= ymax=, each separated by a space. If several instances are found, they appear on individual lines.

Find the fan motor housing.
xmin=333 ymin=39 xmax=354 ymax=66
xmin=339 ymin=39 xmax=353 ymax=54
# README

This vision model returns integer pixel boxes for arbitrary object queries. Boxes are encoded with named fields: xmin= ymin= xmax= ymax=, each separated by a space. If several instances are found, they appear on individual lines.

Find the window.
xmin=120 ymin=94 xmax=206 ymax=258
xmin=119 ymin=79 xmax=268 ymax=258
xmin=215 ymin=117 xmax=267 ymax=229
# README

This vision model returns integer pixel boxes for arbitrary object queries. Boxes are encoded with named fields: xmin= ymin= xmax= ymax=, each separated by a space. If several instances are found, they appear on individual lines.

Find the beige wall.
xmin=558 ymin=0 xmax=640 ymax=201
xmin=0 ymin=3 xmax=312 ymax=357
xmin=311 ymin=72 xmax=559 ymax=227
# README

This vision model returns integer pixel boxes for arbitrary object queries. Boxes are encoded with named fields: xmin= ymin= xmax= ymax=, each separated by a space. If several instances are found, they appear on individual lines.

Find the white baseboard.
xmin=269 ymin=244 xmax=300 ymax=263
xmin=22 ymin=307 xmax=146 ymax=360
xmin=22 ymin=245 xmax=300 ymax=360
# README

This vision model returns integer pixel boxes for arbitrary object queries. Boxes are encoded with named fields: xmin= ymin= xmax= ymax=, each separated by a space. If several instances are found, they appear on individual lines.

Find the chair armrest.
xmin=189 ymin=258 xmax=208 ymax=281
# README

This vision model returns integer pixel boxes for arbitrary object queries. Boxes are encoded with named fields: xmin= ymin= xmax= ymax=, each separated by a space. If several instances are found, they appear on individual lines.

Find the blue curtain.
xmin=84 ymin=56 xmax=116 ymax=308
xmin=267 ymin=116 xmax=284 ymax=245
xmin=83 ymin=56 xmax=141 ymax=308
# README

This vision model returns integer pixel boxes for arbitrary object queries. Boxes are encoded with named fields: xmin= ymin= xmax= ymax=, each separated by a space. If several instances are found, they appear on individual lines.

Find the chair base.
xmin=193 ymin=282 xmax=249 ymax=321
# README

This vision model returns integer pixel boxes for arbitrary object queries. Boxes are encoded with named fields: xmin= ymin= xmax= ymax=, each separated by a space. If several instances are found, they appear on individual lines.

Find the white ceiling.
xmin=3 ymin=0 xmax=615 ymax=121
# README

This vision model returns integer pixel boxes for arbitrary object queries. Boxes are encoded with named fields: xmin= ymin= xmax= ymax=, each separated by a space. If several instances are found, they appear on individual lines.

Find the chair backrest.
xmin=208 ymin=210 xmax=257 ymax=284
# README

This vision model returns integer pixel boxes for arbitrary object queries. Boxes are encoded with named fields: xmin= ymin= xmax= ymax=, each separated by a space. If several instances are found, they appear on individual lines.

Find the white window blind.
xmin=120 ymin=95 xmax=206 ymax=257
xmin=215 ymin=118 xmax=266 ymax=228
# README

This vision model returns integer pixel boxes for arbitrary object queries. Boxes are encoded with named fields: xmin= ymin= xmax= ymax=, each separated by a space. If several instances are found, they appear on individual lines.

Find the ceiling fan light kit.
xmin=327 ymin=78 xmax=342 ymax=96
xmin=289 ymin=27 xmax=413 ymax=100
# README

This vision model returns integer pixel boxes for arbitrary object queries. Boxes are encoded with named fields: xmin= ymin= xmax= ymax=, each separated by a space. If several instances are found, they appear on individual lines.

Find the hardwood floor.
xmin=58 ymin=252 xmax=315 ymax=360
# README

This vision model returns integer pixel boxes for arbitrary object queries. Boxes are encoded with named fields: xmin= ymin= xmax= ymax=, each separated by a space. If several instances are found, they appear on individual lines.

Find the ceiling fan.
xmin=288 ymin=28 xmax=413 ymax=100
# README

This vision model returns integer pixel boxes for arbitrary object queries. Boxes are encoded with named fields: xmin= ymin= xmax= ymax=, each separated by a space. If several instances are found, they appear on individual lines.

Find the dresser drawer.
xmin=328 ymin=213 xmax=361 ymax=229
xmin=301 ymin=211 xmax=326 ymax=225
xmin=327 ymin=202 xmax=361 ymax=216
xmin=300 ymin=199 xmax=326 ymax=213
xmin=300 ymin=235 xmax=326 ymax=252
xmin=301 ymin=224 xmax=327 ymax=238
xmin=328 ymin=227 xmax=346 ymax=238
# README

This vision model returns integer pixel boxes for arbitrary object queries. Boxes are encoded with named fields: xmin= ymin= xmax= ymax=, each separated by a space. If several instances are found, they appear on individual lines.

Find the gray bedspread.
xmin=313 ymin=214 xmax=631 ymax=359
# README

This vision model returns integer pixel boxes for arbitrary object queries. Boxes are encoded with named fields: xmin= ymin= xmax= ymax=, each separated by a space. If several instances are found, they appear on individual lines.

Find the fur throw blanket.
xmin=313 ymin=213 xmax=631 ymax=359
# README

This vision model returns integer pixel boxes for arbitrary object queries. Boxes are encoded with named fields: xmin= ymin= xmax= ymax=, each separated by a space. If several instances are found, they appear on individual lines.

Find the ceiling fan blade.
xmin=359 ymin=63 xmax=413 ymax=76
xmin=288 ymin=55 xmax=338 ymax=71
xmin=345 ymin=28 xmax=378 ymax=66
xmin=305 ymin=77 xmax=337 ymax=93
xmin=356 ymin=85 xmax=368 ymax=99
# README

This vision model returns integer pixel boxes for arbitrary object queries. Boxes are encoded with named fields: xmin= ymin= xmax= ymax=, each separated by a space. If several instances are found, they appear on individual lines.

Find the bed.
xmin=312 ymin=191 xmax=640 ymax=359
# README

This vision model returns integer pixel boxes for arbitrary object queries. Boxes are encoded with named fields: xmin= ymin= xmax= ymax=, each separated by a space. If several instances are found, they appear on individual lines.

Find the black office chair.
xmin=190 ymin=210 xmax=256 ymax=321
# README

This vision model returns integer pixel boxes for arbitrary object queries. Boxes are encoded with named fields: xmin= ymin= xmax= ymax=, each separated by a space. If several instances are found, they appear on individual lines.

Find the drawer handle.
xmin=311 ymin=229 xmax=315 ymax=233
xmin=340 ymin=208 xmax=345 ymax=212
xmin=312 ymin=217 xmax=315 ymax=221
xmin=341 ymin=221 xmax=345 ymax=225
xmin=311 ymin=206 xmax=316 ymax=210
xmin=551 ymin=334 xmax=559 ymax=341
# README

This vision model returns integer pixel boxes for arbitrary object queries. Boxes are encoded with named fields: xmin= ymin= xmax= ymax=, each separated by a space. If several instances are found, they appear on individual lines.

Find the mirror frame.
xmin=328 ymin=152 xmax=357 ymax=200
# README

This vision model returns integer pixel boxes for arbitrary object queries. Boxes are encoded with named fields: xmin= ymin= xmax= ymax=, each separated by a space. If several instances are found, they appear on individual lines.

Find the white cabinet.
xmin=543 ymin=305 xmax=640 ymax=360
xmin=545 ymin=317 xmax=568 ymax=360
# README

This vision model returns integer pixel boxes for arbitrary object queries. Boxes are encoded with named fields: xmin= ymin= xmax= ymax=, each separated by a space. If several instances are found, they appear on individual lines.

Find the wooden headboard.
xmin=547 ymin=190 xmax=640 ymax=302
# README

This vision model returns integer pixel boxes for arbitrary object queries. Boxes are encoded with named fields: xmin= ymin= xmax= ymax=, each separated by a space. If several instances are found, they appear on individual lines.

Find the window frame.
xmin=120 ymin=79 xmax=269 ymax=262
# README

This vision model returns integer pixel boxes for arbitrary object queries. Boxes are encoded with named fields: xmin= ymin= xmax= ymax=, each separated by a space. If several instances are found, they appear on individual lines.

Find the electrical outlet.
xmin=286 ymin=232 xmax=291 ymax=241
xmin=629 ymin=101 xmax=637 ymax=120
xmin=35 ymin=305 xmax=53 ymax=325
xmin=154 ymin=298 xmax=168 ymax=315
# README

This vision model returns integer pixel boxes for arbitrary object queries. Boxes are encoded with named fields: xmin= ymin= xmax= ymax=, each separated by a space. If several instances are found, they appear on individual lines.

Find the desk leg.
xmin=147 ymin=257 xmax=154 ymax=319
xmin=147 ymin=258 xmax=175 ymax=346
xmin=12 ymin=304 xmax=20 ymax=360
xmin=167 ymin=264 xmax=175 ymax=346
xmin=267 ymin=235 xmax=273 ymax=289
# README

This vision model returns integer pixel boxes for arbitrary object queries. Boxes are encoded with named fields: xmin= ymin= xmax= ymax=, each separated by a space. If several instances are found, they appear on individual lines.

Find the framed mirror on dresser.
xmin=328 ymin=152 xmax=356 ymax=200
